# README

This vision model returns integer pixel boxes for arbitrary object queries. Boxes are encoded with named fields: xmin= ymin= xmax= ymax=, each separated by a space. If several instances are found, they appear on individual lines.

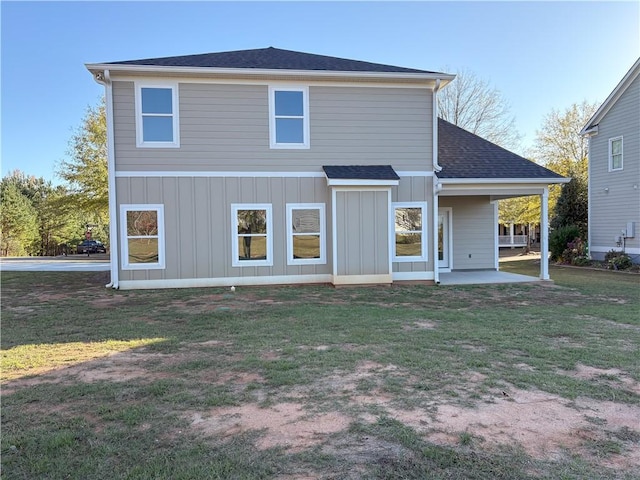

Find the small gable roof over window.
xmin=437 ymin=119 xmax=565 ymax=180
xmin=323 ymin=165 xmax=400 ymax=186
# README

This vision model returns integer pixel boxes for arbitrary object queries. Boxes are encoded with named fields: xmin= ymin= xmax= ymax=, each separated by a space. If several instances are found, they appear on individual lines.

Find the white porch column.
xmin=540 ymin=187 xmax=549 ymax=280
xmin=509 ymin=222 xmax=514 ymax=246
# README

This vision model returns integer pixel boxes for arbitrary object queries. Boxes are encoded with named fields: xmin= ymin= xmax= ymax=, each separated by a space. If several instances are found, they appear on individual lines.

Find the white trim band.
xmin=118 ymin=274 xmax=333 ymax=290
xmin=115 ymin=170 xmax=431 ymax=179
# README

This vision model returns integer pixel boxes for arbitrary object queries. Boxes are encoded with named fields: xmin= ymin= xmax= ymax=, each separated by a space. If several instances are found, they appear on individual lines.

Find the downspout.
xmin=432 ymin=79 xmax=442 ymax=173
xmin=93 ymin=69 xmax=119 ymax=289
xmin=432 ymin=78 xmax=442 ymax=285
xmin=433 ymin=176 xmax=441 ymax=285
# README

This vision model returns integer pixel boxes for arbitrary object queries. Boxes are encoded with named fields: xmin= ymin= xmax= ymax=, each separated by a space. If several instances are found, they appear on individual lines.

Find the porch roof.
xmin=438 ymin=119 xmax=565 ymax=181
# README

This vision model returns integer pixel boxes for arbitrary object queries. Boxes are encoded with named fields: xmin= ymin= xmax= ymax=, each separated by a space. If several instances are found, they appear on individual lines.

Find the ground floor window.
xmin=286 ymin=203 xmax=326 ymax=265
xmin=393 ymin=202 xmax=428 ymax=261
xmin=120 ymin=204 xmax=165 ymax=269
xmin=232 ymin=204 xmax=273 ymax=267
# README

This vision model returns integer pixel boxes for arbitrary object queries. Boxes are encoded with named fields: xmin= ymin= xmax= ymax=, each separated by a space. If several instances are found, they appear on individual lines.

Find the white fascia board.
xmin=326 ymin=178 xmax=400 ymax=187
xmin=579 ymin=58 xmax=640 ymax=135
xmin=85 ymin=63 xmax=456 ymax=84
xmin=438 ymin=177 xmax=570 ymax=185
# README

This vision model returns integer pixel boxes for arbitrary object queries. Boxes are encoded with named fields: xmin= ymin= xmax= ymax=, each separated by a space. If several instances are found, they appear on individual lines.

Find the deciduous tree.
xmin=531 ymin=101 xmax=598 ymax=237
xmin=58 ymin=99 xmax=108 ymax=223
xmin=438 ymin=68 xmax=522 ymax=151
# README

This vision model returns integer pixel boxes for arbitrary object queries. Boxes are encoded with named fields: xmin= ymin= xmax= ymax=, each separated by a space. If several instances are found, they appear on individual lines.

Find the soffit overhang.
xmin=86 ymin=63 xmax=455 ymax=87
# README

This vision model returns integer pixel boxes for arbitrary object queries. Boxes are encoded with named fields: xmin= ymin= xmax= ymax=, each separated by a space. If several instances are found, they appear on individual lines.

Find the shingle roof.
xmin=108 ymin=47 xmax=442 ymax=74
xmin=438 ymin=119 xmax=565 ymax=180
xmin=323 ymin=165 xmax=400 ymax=180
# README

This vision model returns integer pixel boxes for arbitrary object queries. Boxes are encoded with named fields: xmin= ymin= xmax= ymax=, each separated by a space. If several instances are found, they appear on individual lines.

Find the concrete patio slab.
xmin=439 ymin=270 xmax=541 ymax=286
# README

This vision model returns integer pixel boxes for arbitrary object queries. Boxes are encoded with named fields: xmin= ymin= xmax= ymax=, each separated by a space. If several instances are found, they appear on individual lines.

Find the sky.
xmin=2 ymin=1 xmax=639 ymax=183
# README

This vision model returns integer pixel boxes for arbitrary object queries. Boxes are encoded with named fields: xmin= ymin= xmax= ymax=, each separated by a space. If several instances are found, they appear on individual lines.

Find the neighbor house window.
xmin=135 ymin=83 xmax=179 ymax=147
xmin=231 ymin=204 xmax=273 ymax=267
xmin=393 ymin=202 xmax=428 ymax=262
xmin=609 ymin=137 xmax=623 ymax=171
xmin=286 ymin=204 xmax=326 ymax=265
xmin=269 ymin=86 xmax=309 ymax=149
xmin=120 ymin=205 xmax=165 ymax=269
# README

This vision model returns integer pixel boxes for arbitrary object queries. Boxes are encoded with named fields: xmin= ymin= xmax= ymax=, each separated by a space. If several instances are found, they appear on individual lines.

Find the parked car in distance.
xmin=77 ymin=240 xmax=107 ymax=254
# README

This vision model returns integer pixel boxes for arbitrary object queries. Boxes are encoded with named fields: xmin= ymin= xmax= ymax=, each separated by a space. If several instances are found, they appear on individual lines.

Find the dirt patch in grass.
xmin=189 ymin=402 xmax=351 ymax=452
xmin=560 ymin=364 xmax=640 ymax=395
xmin=421 ymin=389 xmax=640 ymax=469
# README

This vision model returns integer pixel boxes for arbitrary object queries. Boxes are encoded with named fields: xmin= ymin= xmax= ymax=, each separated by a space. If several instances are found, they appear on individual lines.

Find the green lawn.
xmin=1 ymin=264 xmax=639 ymax=479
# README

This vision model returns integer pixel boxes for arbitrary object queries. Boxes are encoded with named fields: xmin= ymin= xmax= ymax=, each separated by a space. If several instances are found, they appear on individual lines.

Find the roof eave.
xmin=85 ymin=63 xmax=455 ymax=84
xmin=437 ymin=177 xmax=570 ymax=185
xmin=580 ymin=57 xmax=640 ymax=135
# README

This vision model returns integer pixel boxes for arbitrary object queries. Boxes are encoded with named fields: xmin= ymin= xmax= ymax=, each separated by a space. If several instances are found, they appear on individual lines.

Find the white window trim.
xmin=135 ymin=82 xmax=180 ymax=148
xmin=392 ymin=202 xmax=428 ymax=262
xmin=231 ymin=203 xmax=273 ymax=267
xmin=120 ymin=204 xmax=165 ymax=270
xmin=268 ymin=85 xmax=310 ymax=149
xmin=608 ymin=136 xmax=623 ymax=171
xmin=286 ymin=203 xmax=326 ymax=266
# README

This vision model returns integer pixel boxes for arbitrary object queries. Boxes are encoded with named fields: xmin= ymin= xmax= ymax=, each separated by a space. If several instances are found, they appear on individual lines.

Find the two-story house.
xmin=86 ymin=47 xmax=566 ymax=290
xmin=581 ymin=58 xmax=640 ymax=263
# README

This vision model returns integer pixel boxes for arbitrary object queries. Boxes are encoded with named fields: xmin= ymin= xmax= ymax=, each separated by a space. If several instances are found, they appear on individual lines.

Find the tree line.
xmin=2 ymin=72 xmax=593 ymax=257
xmin=1 ymin=102 xmax=108 ymax=256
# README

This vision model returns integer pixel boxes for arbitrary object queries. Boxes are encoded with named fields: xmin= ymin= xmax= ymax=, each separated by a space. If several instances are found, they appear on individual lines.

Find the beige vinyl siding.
xmin=112 ymin=81 xmax=432 ymax=172
xmin=116 ymin=176 xmax=331 ymax=282
xmin=392 ymin=176 xmax=434 ymax=273
xmin=439 ymin=196 xmax=496 ymax=270
xmin=589 ymin=74 xmax=640 ymax=257
xmin=335 ymin=190 xmax=390 ymax=276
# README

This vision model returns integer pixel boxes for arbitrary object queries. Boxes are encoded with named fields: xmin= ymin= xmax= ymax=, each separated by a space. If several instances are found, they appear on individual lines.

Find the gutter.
xmin=85 ymin=63 xmax=457 ymax=84
xmin=92 ymin=69 xmax=119 ymax=289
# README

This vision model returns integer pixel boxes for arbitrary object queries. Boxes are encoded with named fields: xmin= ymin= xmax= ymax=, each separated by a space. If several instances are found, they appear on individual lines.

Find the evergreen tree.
xmin=550 ymin=177 xmax=588 ymax=238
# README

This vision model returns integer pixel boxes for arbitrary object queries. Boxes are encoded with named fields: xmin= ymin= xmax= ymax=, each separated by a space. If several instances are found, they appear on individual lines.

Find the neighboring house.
xmin=581 ymin=58 xmax=640 ymax=263
xmin=498 ymin=223 xmax=539 ymax=248
xmin=86 ymin=47 xmax=567 ymax=290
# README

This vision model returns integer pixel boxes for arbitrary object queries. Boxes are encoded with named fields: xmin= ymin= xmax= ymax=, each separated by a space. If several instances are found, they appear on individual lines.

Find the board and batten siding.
xmin=392 ymin=176 xmax=434 ymax=273
xmin=112 ymin=81 xmax=433 ymax=173
xmin=439 ymin=196 xmax=496 ymax=270
xmin=116 ymin=176 xmax=331 ymax=282
xmin=335 ymin=190 xmax=390 ymax=277
xmin=589 ymin=74 xmax=640 ymax=257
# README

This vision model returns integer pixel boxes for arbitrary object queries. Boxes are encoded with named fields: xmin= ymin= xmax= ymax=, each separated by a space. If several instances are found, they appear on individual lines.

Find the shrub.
xmin=562 ymin=237 xmax=590 ymax=266
xmin=549 ymin=225 xmax=581 ymax=262
xmin=604 ymin=250 xmax=632 ymax=270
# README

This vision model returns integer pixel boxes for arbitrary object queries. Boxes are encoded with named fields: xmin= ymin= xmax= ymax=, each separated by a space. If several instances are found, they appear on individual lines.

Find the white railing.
xmin=499 ymin=235 xmax=529 ymax=247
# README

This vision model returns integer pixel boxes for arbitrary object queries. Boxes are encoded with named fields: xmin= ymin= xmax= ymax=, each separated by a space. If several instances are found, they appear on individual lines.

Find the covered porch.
xmin=435 ymin=180 xmax=556 ymax=283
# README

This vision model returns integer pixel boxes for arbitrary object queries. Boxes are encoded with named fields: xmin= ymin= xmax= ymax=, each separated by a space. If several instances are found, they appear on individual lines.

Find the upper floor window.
xmin=120 ymin=204 xmax=165 ymax=270
xmin=286 ymin=204 xmax=326 ymax=265
xmin=609 ymin=136 xmax=623 ymax=171
xmin=135 ymin=83 xmax=180 ymax=148
xmin=269 ymin=86 xmax=310 ymax=149
xmin=393 ymin=202 xmax=428 ymax=262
